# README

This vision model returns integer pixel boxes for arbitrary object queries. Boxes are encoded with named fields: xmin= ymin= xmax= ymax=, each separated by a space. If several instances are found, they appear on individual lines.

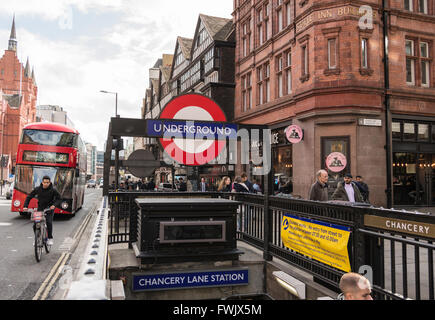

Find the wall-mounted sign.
xmin=358 ymin=118 xmax=382 ymax=127
xmin=156 ymin=94 xmax=235 ymax=166
xmin=285 ymin=125 xmax=304 ymax=144
xmin=132 ymin=269 xmax=249 ymax=292
xmin=326 ymin=152 xmax=347 ymax=173
xmin=281 ymin=214 xmax=351 ymax=272
xmin=364 ymin=215 xmax=435 ymax=239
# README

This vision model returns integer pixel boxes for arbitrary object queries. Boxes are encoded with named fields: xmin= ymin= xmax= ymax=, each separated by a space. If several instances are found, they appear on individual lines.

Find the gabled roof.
xmin=160 ymin=66 xmax=172 ymax=83
xmin=198 ymin=14 xmax=233 ymax=42
xmin=177 ymin=36 xmax=193 ymax=60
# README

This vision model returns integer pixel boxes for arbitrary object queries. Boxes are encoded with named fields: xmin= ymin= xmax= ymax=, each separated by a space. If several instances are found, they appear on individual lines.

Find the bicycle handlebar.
xmin=26 ymin=208 xmax=52 ymax=214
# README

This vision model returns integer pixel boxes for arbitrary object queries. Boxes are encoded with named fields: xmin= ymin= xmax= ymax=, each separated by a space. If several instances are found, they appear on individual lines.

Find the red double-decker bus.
xmin=11 ymin=122 xmax=87 ymax=216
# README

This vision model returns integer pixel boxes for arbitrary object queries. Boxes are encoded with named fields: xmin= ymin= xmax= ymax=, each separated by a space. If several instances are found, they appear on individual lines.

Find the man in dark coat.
xmin=241 ymin=173 xmax=254 ymax=193
xmin=355 ymin=176 xmax=370 ymax=203
xmin=23 ymin=176 xmax=61 ymax=246
xmin=309 ymin=170 xmax=329 ymax=201
xmin=178 ymin=178 xmax=187 ymax=191
xmin=331 ymin=174 xmax=363 ymax=203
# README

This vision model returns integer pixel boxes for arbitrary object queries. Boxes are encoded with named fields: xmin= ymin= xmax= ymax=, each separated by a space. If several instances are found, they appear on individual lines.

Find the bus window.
xmin=20 ymin=130 xmax=77 ymax=147
xmin=15 ymin=165 xmax=74 ymax=198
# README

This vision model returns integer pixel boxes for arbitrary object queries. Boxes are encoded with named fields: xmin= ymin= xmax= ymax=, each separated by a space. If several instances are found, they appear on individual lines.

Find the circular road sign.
xmin=158 ymin=94 xmax=227 ymax=166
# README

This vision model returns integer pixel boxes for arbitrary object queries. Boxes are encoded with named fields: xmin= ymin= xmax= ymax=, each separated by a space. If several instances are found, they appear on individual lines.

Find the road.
xmin=0 ymin=188 xmax=102 ymax=300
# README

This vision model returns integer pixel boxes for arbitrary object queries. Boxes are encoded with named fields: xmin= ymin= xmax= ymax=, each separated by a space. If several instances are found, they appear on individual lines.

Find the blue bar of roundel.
xmin=146 ymin=120 xmax=238 ymax=140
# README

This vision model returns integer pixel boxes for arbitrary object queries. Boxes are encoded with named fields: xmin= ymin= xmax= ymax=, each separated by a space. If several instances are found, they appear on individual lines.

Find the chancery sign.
xmin=364 ymin=215 xmax=435 ymax=239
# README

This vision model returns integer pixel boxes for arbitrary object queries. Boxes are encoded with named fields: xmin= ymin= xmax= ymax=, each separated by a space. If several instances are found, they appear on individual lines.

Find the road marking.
xmin=32 ymin=252 xmax=69 ymax=300
xmin=0 ymin=223 xmax=12 ymax=226
xmin=40 ymin=253 xmax=70 ymax=300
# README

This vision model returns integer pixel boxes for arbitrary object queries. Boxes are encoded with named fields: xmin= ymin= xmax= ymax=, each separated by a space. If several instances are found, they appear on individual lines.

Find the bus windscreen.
xmin=15 ymin=165 xmax=74 ymax=199
xmin=21 ymin=130 xmax=77 ymax=147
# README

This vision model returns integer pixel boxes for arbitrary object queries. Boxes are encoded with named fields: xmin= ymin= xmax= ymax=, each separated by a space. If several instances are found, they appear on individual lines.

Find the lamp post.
xmin=100 ymin=90 xmax=118 ymax=117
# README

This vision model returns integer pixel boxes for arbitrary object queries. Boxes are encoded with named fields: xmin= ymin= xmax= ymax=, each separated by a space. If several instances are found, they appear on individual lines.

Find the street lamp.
xmin=100 ymin=90 xmax=118 ymax=117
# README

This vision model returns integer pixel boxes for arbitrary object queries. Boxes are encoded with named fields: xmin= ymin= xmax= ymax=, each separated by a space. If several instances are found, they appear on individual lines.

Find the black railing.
xmin=108 ymin=191 xmax=435 ymax=300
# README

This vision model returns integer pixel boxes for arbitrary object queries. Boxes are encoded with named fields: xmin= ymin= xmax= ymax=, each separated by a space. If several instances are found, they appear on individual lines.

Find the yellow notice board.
xmin=281 ymin=214 xmax=351 ymax=272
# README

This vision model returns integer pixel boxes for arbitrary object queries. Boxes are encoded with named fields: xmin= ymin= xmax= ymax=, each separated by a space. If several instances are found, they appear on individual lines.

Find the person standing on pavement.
xmin=338 ymin=272 xmax=373 ymax=300
xmin=23 ymin=176 xmax=61 ymax=246
xmin=331 ymin=174 xmax=363 ymax=203
xmin=355 ymin=175 xmax=370 ymax=203
xmin=241 ymin=173 xmax=254 ymax=193
xmin=199 ymin=177 xmax=208 ymax=192
xmin=232 ymin=176 xmax=250 ymax=193
xmin=309 ymin=170 xmax=329 ymax=201
xmin=178 ymin=177 xmax=187 ymax=191
xmin=218 ymin=176 xmax=232 ymax=192
xmin=252 ymin=179 xmax=262 ymax=194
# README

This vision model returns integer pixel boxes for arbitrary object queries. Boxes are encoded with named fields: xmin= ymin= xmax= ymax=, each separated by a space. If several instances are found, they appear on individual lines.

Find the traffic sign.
xmin=157 ymin=94 xmax=233 ymax=166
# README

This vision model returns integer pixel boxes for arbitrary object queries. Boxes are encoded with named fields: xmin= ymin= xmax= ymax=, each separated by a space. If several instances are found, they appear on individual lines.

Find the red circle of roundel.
xmin=159 ymin=94 xmax=227 ymax=122
xmin=158 ymin=94 xmax=227 ymax=166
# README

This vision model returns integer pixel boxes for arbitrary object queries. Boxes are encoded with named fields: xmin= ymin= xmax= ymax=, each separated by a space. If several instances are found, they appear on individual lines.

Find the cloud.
xmin=0 ymin=1 xmax=234 ymax=150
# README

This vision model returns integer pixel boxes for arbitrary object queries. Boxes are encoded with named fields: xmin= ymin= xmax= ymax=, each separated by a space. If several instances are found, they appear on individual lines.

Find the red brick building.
xmin=0 ymin=17 xmax=38 ymax=175
xmin=233 ymin=0 xmax=435 ymax=207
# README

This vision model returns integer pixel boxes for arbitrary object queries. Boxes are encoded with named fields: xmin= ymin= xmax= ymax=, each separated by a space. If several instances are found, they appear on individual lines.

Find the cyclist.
xmin=23 ymin=176 xmax=61 ymax=246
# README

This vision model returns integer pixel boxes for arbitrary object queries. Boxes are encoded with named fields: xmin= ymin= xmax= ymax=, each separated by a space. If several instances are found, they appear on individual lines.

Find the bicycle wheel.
xmin=34 ymin=228 xmax=43 ymax=262
xmin=44 ymin=225 xmax=51 ymax=253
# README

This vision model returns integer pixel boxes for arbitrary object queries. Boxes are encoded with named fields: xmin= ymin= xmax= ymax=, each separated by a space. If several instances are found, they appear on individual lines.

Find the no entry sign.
xmin=152 ymin=94 xmax=236 ymax=166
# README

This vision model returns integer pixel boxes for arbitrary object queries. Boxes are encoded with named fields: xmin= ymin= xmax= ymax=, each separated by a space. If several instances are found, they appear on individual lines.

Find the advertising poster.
xmin=281 ymin=214 xmax=351 ymax=272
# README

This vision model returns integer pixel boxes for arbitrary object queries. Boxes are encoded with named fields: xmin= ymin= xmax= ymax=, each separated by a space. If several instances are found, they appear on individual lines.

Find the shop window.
xmin=257 ymin=63 xmax=270 ymax=105
xmin=392 ymin=122 xmax=402 ymax=140
xmin=432 ymin=124 xmax=435 ymax=142
xmin=285 ymin=50 xmax=292 ymax=94
xmin=404 ymin=0 xmax=413 ymax=11
xmin=242 ymin=72 xmax=252 ymax=112
xmin=403 ymin=123 xmax=416 ymax=141
xmin=241 ymin=18 xmax=251 ymax=58
xmin=276 ymin=55 xmax=284 ymax=97
xmin=419 ymin=0 xmax=428 ymax=14
xmin=420 ymin=41 xmax=430 ymax=87
xmin=406 ymin=39 xmax=416 ymax=85
xmin=328 ymin=38 xmax=337 ymax=69
xmin=418 ymin=124 xmax=430 ymax=141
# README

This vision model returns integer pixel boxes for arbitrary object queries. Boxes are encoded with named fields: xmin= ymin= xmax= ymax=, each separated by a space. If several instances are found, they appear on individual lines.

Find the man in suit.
xmin=199 ymin=177 xmax=208 ymax=192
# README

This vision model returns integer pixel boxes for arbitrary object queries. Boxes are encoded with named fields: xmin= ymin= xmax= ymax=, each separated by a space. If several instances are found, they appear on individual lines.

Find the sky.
xmin=0 ymin=0 xmax=234 ymax=151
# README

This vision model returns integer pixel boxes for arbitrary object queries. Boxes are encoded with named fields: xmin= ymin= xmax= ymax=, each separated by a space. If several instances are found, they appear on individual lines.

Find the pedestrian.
xmin=232 ymin=176 xmax=250 ymax=193
xmin=178 ymin=177 xmax=187 ymax=191
xmin=252 ymin=179 xmax=262 ymax=194
xmin=199 ymin=177 xmax=208 ymax=192
xmin=148 ymin=178 xmax=155 ymax=191
xmin=331 ymin=174 xmax=363 ymax=203
xmin=338 ymin=272 xmax=373 ymax=300
xmin=355 ymin=175 xmax=370 ymax=203
xmin=241 ymin=173 xmax=254 ymax=193
xmin=218 ymin=176 xmax=232 ymax=192
xmin=309 ymin=170 xmax=329 ymax=201
xmin=23 ymin=176 xmax=61 ymax=246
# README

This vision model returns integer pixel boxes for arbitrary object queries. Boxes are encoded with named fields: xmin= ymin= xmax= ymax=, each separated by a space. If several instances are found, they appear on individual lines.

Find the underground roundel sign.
xmin=154 ymin=94 xmax=232 ymax=166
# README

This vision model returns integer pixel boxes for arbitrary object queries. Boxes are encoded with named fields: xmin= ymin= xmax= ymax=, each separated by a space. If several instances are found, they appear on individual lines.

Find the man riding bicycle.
xmin=23 ymin=176 xmax=61 ymax=246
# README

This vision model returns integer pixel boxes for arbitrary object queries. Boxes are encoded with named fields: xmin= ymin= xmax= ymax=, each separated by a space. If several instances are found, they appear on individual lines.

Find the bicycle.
xmin=29 ymin=208 xmax=52 ymax=262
